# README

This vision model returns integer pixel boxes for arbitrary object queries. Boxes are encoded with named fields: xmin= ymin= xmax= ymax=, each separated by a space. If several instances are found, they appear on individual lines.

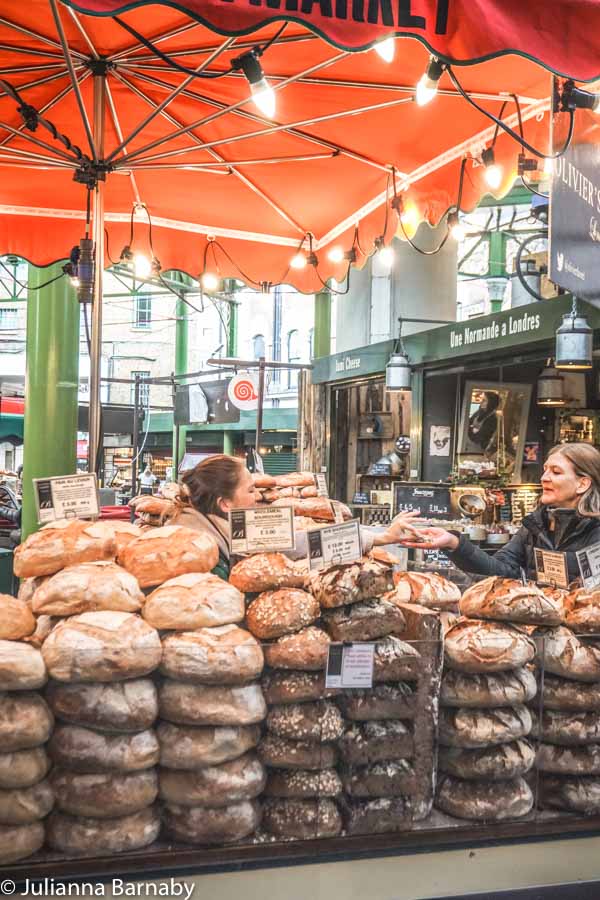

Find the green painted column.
xmin=22 ymin=263 xmax=80 ymax=539
xmin=488 ymin=231 xmax=509 ymax=313
xmin=313 ymin=290 xmax=331 ymax=358
xmin=172 ymin=277 xmax=189 ymax=476
xmin=223 ymin=296 xmax=238 ymax=457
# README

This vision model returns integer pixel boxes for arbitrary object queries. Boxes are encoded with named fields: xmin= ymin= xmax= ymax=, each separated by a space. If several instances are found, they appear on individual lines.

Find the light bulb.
xmin=290 ymin=252 xmax=307 ymax=269
xmin=377 ymin=245 xmax=394 ymax=268
xmin=327 ymin=246 xmax=345 ymax=264
xmin=133 ymin=253 xmax=151 ymax=277
xmin=250 ymin=81 xmax=276 ymax=118
xmin=543 ymin=157 xmax=553 ymax=176
xmin=70 ymin=276 xmax=80 ymax=288
xmin=375 ymin=38 xmax=395 ymax=63
xmin=484 ymin=164 xmax=503 ymax=190
xmin=416 ymin=74 xmax=438 ymax=106
xmin=448 ymin=213 xmax=465 ymax=241
xmin=400 ymin=203 xmax=419 ymax=232
xmin=202 ymin=272 xmax=219 ymax=291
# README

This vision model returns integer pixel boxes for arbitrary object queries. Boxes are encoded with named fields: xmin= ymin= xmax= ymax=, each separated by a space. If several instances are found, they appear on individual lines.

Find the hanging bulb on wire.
xmin=374 ymin=38 xmax=395 ymax=63
xmin=415 ymin=56 xmax=444 ymax=106
xmin=327 ymin=246 xmax=345 ymax=264
xmin=233 ymin=50 xmax=276 ymax=118
xmin=374 ymin=237 xmax=394 ymax=269
xmin=290 ymin=252 xmax=307 ymax=269
xmin=543 ymin=157 xmax=554 ymax=176
xmin=202 ymin=272 xmax=219 ymax=291
xmin=133 ymin=253 xmax=152 ymax=278
xmin=482 ymin=147 xmax=503 ymax=190
xmin=447 ymin=212 xmax=465 ymax=241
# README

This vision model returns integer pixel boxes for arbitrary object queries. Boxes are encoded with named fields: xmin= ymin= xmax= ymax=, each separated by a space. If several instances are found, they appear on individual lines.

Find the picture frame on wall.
xmin=457 ymin=380 xmax=532 ymax=483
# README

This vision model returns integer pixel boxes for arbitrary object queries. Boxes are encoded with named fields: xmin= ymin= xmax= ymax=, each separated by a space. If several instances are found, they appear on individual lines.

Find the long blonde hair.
xmin=547 ymin=443 xmax=600 ymax=518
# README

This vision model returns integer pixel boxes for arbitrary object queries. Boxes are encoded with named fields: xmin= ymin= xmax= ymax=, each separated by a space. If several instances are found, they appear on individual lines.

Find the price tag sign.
xmin=34 ymin=474 xmax=100 ymax=525
xmin=326 ymin=642 xmax=375 ymax=689
xmin=330 ymin=500 xmax=345 ymax=524
xmin=577 ymin=541 xmax=600 ymax=591
xmin=307 ymin=519 xmax=361 ymax=571
xmin=315 ymin=472 xmax=329 ymax=497
xmin=535 ymin=548 xmax=569 ymax=589
xmin=229 ymin=505 xmax=295 ymax=553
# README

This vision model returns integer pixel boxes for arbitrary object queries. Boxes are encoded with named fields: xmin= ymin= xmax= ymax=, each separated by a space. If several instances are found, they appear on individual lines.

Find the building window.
xmin=0 ymin=307 xmax=18 ymax=330
xmin=133 ymin=295 xmax=152 ymax=329
xmin=131 ymin=370 xmax=150 ymax=406
xmin=287 ymin=329 xmax=300 ymax=390
xmin=253 ymin=334 xmax=266 ymax=359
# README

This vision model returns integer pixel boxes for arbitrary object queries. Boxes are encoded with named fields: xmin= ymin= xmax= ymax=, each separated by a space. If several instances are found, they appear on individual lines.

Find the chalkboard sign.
xmin=393 ymin=483 xmax=451 ymax=519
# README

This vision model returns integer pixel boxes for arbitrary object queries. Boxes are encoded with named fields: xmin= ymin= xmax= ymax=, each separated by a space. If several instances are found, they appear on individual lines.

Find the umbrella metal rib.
xmin=0 ymin=71 xmax=89 ymax=150
xmin=0 ymin=119 xmax=82 ymax=162
xmin=0 ymin=63 xmax=71 ymax=73
xmin=118 ymin=32 xmax=318 ymax=62
xmin=105 ymin=78 xmax=141 ymax=205
xmin=110 ymin=20 xmax=201 ymax=62
xmin=0 ymin=144 xmax=78 ymax=166
xmin=66 ymin=7 xmax=99 ymax=58
xmin=131 ymin=153 xmax=336 ymax=169
xmin=0 ymin=42 xmax=65 ymax=59
xmin=0 ymin=67 xmax=79 ymax=100
xmin=0 ymin=15 xmax=87 ymax=59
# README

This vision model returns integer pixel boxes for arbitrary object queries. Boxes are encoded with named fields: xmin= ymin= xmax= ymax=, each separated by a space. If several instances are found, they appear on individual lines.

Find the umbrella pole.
xmin=88 ymin=72 xmax=105 ymax=475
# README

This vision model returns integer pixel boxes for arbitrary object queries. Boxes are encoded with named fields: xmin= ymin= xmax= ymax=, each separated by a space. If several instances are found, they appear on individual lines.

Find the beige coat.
xmin=168 ymin=506 xmax=231 ymax=561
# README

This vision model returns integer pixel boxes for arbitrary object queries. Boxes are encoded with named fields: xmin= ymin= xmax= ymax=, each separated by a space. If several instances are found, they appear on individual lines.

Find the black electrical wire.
xmin=514 ymin=231 xmax=549 ymax=303
xmin=104 ymin=228 xmax=119 ymax=266
xmin=114 ymin=18 xmax=233 ymax=78
xmin=520 ymin=174 xmax=550 ymax=199
xmin=0 ymin=259 xmax=65 ymax=291
xmin=0 ymin=78 xmax=86 ymax=161
xmin=82 ymin=299 xmax=92 ymax=356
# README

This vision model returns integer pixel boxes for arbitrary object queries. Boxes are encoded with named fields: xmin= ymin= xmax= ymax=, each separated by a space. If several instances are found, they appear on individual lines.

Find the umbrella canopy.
xmin=0 ymin=0 xmax=597 ymax=290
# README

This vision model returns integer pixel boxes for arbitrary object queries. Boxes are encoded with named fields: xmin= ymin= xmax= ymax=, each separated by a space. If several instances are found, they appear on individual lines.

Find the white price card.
xmin=326 ymin=642 xmax=375 ymax=689
xmin=307 ymin=519 xmax=361 ymax=571
xmin=535 ymin=548 xmax=569 ymax=589
xmin=229 ymin=505 xmax=295 ymax=553
xmin=577 ymin=541 xmax=600 ymax=591
xmin=34 ymin=474 xmax=100 ymax=525
xmin=315 ymin=472 xmax=329 ymax=497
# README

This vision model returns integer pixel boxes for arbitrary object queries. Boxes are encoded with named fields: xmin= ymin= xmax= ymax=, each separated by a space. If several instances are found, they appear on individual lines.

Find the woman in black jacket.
xmin=400 ymin=442 xmax=600 ymax=583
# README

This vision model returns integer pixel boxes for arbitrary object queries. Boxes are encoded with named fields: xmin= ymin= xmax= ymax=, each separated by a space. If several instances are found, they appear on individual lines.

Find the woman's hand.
xmin=372 ymin=510 xmax=424 ymax=546
xmin=400 ymin=527 xmax=460 ymax=551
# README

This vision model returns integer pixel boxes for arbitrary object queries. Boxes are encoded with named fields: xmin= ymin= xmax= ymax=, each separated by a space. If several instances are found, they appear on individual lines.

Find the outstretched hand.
xmin=399 ymin=526 xmax=460 ymax=551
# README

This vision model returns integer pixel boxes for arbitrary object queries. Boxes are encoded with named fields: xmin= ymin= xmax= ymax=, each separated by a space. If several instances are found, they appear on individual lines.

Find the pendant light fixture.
xmin=555 ymin=297 xmax=593 ymax=370
xmin=537 ymin=359 xmax=566 ymax=406
xmin=386 ymin=317 xmax=412 ymax=392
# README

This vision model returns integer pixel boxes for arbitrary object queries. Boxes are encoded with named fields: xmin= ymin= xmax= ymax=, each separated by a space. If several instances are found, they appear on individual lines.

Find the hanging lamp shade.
xmin=555 ymin=304 xmax=593 ymax=370
xmin=537 ymin=361 xmax=566 ymax=406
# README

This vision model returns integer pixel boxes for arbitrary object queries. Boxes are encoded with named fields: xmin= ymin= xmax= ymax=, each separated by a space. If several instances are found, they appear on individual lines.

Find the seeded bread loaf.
xmin=266 ymin=700 xmax=344 ymax=743
xmin=257 ymin=734 xmax=338 ymax=770
xmin=265 ymin=768 xmax=342 ymax=799
xmin=262 ymin=798 xmax=342 ymax=838
xmin=261 ymin=670 xmax=338 ymax=705
xmin=246 ymin=589 xmax=320 ymax=639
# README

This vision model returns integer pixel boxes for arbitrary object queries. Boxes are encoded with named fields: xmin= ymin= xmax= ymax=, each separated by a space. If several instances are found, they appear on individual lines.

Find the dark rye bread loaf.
xmin=342 ymin=797 xmax=411 ymax=835
xmin=373 ymin=636 xmax=422 ymax=682
xmin=265 ymin=768 xmax=342 ymax=799
xmin=532 ymin=708 xmax=600 ymax=745
xmin=438 ymin=739 xmax=535 ymax=781
xmin=257 ymin=734 xmax=338 ymax=770
xmin=539 ymin=775 xmax=600 ymax=814
xmin=439 ymin=706 xmax=532 ymax=749
xmin=262 ymin=798 xmax=342 ymax=839
xmin=459 ymin=577 xmax=565 ymax=625
xmin=537 ymin=742 xmax=600 ymax=775
xmin=436 ymin=775 xmax=534 ymax=821
xmin=261 ymin=670 xmax=339 ymax=705
xmin=542 ymin=675 xmax=600 ymax=712
xmin=307 ymin=558 xmax=394 ymax=608
xmin=440 ymin=668 xmax=537 ymax=708
xmin=336 ymin=683 xmax=416 ymax=721
xmin=321 ymin=597 xmax=406 ymax=642
xmin=445 ymin=619 xmax=536 ymax=674
xmin=338 ymin=720 xmax=413 ymax=766
xmin=266 ymin=700 xmax=344 ymax=743
xmin=342 ymin=760 xmax=414 ymax=798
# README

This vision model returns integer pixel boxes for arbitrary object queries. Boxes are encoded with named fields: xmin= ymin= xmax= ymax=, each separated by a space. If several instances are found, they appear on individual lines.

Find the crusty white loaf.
xmin=48 ymin=724 xmax=160 ymax=773
xmin=246 ymin=589 xmax=320 ymax=639
xmin=439 ymin=740 xmax=535 ymax=781
xmin=0 ymin=692 xmax=53 ymax=752
xmin=274 ymin=472 xmax=316 ymax=488
xmin=143 ymin=573 xmax=245 ymax=630
xmin=564 ymin=586 xmax=600 ymax=633
xmin=160 ymin=625 xmax=264 ymax=685
xmin=440 ymin=668 xmax=537 ymax=709
xmin=163 ymin=800 xmax=260 ymax=845
xmin=17 ymin=577 xmax=46 ymax=606
xmin=51 ymin=769 xmax=158 ymax=818
xmin=157 ymin=722 xmax=261 ymax=770
xmin=439 ymin=706 xmax=532 ymax=749
xmin=23 ymin=615 xmax=58 ymax=650
xmin=46 ymin=678 xmax=158 ymax=733
xmin=0 ymin=748 xmax=50 ymax=790
xmin=272 ymin=497 xmax=350 ymax=522
xmin=264 ymin=626 xmax=330 ymax=671
xmin=533 ymin=625 xmax=600 ymax=682
xmin=0 ymin=594 xmax=35 ymax=641
xmin=119 ymin=525 xmax=219 ymax=588
xmin=158 ymin=680 xmax=267 ymax=726
xmin=252 ymin=473 xmax=277 ymax=488
xmin=460 ymin=577 xmax=565 ymax=625
xmin=46 ymin=806 xmax=160 ymax=856
xmin=129 ymin=495 xmax=176 ymax=521
xmin=14 ymin=519 xmax=117 ymax=578
xmin=89 ymin=521 xmax=143 ymax=557
xmin=0 ymin=641 xmax=46 ymax=691
xmin=0 ymin=779 xmax=54 ymax=825
xmin=159 ymin=752 xmax=266 ymax=808
xmin=436 ymin=775 xmax=533 ymax=821
xmin=392 ymin=571 xmax=461 ymax=610
xmin=42 ymin=611 xmax=162 ymax=683
xmin=308 ymin=558 xmax=394 ymax=609
xmin=31 ymin=561 xmax=143 ymax=616
xmin=445 ymin=619 xmax=536 ymax=673
xmin=0 ymin=822 xmax=44 ymax=865
xmin=229 ymin=553 xmax=306 ymax=593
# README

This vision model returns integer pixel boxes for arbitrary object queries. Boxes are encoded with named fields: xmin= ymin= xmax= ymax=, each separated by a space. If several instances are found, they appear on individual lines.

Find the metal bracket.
xmin=86 ymin=57 xmax=114 ymax=77
xmin=73 ymin=160 xmax=111 ymax=188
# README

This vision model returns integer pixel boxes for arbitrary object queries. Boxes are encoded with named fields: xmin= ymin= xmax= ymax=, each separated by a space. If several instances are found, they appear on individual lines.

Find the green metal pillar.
xmin=488 ymin=231 xmax=509 ymax=314
xmin=313 ymin=290 xmax=331 ymax=358
xmin=172 ymin=277 xmax=189 ymax=476
xmin=223 ymin=296 xmax=238 ymax=457
xmin=22 ymin=263 xmax=80 ymax=539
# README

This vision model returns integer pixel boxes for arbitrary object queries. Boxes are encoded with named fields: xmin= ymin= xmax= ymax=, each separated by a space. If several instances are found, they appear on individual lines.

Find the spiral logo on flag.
xmin=228 ymin=373 xmax=259 ymax=410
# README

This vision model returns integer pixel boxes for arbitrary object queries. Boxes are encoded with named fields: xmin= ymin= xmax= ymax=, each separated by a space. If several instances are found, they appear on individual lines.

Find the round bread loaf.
xmin=272 ymin=497 xmax=351 ymax=522
xmin=533 ymin=708 xmax=600 ymax=745
xmin=265 ymin=768 xmax=342 ymax=799
xmin=158 ymin=680 xmax=266 ymax=726
xmin=14 ymin=519 xmax=117 ymax=578
xmin=537 ymin=742 xmax=600 ymax=775
xmin=337 ymin=683 xmax=415 ymax=721
xmin=321 ymin=597 xmax=406 ymax=642
xmin=164 ymin=800 xmax=260 ymax=845
xmin=439 ymin=706 xmax=532 ymax=748
xmin=533 ymin=626 xmax=600 ymax=681
xmin=51 ymin=769 xmax=158 ymax=818
xmin=308 ymin=558 xmax=394 ymax=608
xmin=540 ymin=775 xmax=600 ymax=814
xmin=0 ymin=748 xmax=50 ymax=789
xmin=48 ymin=724 xmax=160 ymax=773
xmin=262 ymin=670 xmax=337 ymax=705
xmin=160 ymin=625 xmax=263 ymax=685
xmin=0 ymin=779 xmax=53 ymax=825
xmin=119 ymin=525 xmax=219 ymax=588
xmin=542 ymin=675 xmax=600 ymax=711
xmin=157 ymin=722 xmax=260 ymax=769
xmin=253 ymin=473 xmax=277 ymax=488
xmin=258 ymin=734 xmax=338 ymax=770
xmin=0 ymin=692 xmax=53 ymax=752
xmin=373 ymin=636 xmax=421 ymax=682
xmin=338 ymin=720 xmax=412 ymax=766
xmin=0 ymin=640 xmax=46 ymax=690
xmin=92 ymin=521 xmax=143 ymax=557
xmin=23 ymin=615 xmax=58 ymax=650
xmin=159 ymin=752 xmax=265 ymax=808
xmin=440 ymin=667 xmax=537 ymax=708
xmin=342 ymin=759 xmax=414 ymax=798
xmin=129 ymin=495 xmax=175 ymax=520
xmin=266 ymin=701 xmax=344 ymax=743
xmin=439 ymin=739 xmax=535 ymax=781
xmin=31 ymin=561 xmax=143 ymax=616
xmin=392 ymin=571 xmax=461 ymax=610
xmin=0 ymin=822 xmax=44 ymax=865
xmin=300 ymin=485 xmax=318 ymax=498
xmin=262 ymin=798 xmax=342 ymax=838
xmin=143 ymin=573 xmax=245 ymax=630
xmin=246 ymin=589 xmax=320 ymax=639
xmin=275 ymin=472 xmax=316 ymax=488
xmin=229 ymin=553 xmax=306 ymax=593
xmin=42 ymin=611 xmax=162 ymax=683
xmin=47 ymin=806 xmax=160 ymax=855
xmin=46 ymin=678 xmax=158 ymax=733
xmin=343 ymin=797 xmax=410 ymax=836
xmin=0 ymin=594 xmax=35 ymax=641
xmin=436 ymin=775 xmax=533 ymax=821
xmin=264 ymin=626 xmax=330 ymax=671
xmin=459 ymin=577 xmax=565 ymax=625
xmin=445 ymin=619 xmax=536 ymax=673
xmin=18 ymin=576 xmax=46 ymax=606
xmin=563 ymin=586 xmax=600 ymax=634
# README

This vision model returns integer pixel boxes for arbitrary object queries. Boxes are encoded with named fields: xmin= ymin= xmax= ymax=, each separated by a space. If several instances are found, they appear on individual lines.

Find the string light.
xmin=327 ymin=246 xmax=345 ymax=263
xmin=560 ymin=80 xmax=600 ymax=114
xmin=202 ymin=272 xmax=219 ymax=290
xmin=374 ymin=237 xmax=394 ymax=268
xmin=290 ymin=252 xmax=307 ymax=269
xmin=374 ymin=38 xmax=395 ymax=63
xmin=543 ymin=157 xmax=554 ymax=176
xmin=232 ymin=50 xmax=276 ymax=118
xmin=416 ymin=56 xmax=445 ymax=106
xmin=482 ymin=147 xmax=503 ymax=190
xmin=133 ymin=253 xmax=152 ymax=278
xmin=447 ymin=211 xmax=465 ymax=241
xmin=69 ymin=275 xmax=80 ymax=288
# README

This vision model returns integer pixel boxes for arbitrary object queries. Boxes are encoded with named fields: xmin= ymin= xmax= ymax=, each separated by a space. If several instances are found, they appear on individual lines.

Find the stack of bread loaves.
xmin=534 ymin=586 xmax=600 ymax=815
xmin=252 ymin=472 xmax=352 ymax=530
xmin=436 ymin=577 xmax=564 ymax=822
xmin=231 ymin=552 xmax=344 ymax=840
xmin=145 ymin=570 xmax=267 ymax=846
